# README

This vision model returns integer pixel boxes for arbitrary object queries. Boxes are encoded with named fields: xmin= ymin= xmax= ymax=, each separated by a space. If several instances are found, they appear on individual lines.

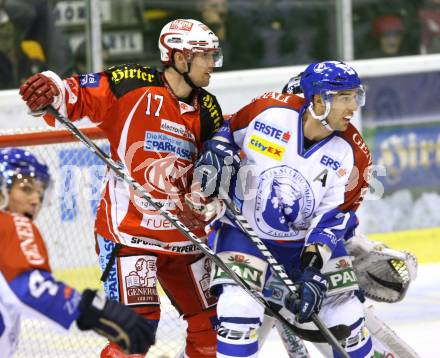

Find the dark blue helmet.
xmin=300 ymin=61 xmax=364 ymax=104
xmin=0 ymin=148 xmax=50 ymax=188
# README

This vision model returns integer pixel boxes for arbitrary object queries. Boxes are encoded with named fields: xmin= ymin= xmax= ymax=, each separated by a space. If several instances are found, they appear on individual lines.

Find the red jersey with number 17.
xmin=42 ymin=64 xmax=223 ymax=253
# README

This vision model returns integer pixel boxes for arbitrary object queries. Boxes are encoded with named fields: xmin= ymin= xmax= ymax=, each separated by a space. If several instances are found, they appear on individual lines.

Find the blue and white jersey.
xmin=222 ymin=92 xmax=371 ymax=253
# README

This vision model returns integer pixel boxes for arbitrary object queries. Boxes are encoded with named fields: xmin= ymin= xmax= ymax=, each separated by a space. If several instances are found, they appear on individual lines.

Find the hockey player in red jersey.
xmin=19 ymin=19 xmax=227 ymax=357
xmin=0 ymin=148 xmax=156 ymax=357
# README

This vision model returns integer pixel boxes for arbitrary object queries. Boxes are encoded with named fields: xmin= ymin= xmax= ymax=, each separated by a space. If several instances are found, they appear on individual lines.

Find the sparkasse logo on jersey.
xmin=248 ymin=134 xmax=285 ymax=161
xmin=144 ymin=131 xmax=195 ymax=160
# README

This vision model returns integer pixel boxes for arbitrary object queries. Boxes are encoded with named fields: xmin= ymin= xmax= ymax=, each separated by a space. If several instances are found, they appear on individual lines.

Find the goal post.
xmin=0 ymin=127 xmax=186 ymax=358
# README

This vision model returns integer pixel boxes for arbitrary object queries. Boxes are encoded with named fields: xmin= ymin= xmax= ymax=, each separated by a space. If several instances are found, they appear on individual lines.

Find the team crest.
xmin=255 ymin=166 xmax=315 ymax=238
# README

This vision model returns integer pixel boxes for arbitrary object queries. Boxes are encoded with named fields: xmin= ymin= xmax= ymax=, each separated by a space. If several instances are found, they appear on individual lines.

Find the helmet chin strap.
xmin=307 ymin=101 xmax=334 ymax=132
xmin=171 ymin=62 xmax=199 ymax=90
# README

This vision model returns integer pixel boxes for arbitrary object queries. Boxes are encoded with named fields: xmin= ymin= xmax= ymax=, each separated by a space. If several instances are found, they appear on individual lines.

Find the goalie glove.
xmin=346 ymin=234 xmax=418 ymax=303
xmin=77 ymin=289 xmax=156 ymax=354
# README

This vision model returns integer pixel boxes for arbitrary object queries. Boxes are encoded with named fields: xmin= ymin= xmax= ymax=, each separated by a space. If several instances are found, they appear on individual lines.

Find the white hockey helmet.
xmin=158 ymin=19 xmax=223 ymax=68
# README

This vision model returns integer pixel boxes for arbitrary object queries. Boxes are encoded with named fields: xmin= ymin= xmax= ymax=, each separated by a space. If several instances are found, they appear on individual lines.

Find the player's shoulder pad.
xmin=339 ymin=123 xmax=372 ymax=165
xmin=253 ymin=92 xmax=306 ymax=111
xmin=105 ymin=64 xmax=164 ymax=98
xmin=199 ymin=89 xmax=223 ymax=142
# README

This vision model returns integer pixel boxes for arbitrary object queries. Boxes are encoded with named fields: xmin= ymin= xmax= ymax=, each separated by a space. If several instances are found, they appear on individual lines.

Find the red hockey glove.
xmin=174 ymin=195 xmax=208 ymax=233
xmin=184 ymin=192 xmax=225 ymax=224
xmin=19 ymin=73 xmax=60 ymax=112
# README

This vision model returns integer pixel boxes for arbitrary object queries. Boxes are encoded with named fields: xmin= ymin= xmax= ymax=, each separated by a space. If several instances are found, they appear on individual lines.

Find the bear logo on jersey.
xmin=255 ymin=166 xmax=315 ymax=238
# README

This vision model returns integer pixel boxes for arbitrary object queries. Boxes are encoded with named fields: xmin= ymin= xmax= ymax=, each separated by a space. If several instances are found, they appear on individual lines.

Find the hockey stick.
xmin=45 ymin=106 xmax=333 ymax=343
xmin=219 ymin=188 xmax=350 ymax=358
xmin=364 ymin=305 xmax=420 ymax=358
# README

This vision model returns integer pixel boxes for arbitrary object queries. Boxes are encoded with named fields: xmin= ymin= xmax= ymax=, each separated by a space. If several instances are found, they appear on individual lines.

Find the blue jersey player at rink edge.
xmin=0 ymin=148 xmax=156 ymax=357
xmin=194 ymin=61 xmax=374 ymax=357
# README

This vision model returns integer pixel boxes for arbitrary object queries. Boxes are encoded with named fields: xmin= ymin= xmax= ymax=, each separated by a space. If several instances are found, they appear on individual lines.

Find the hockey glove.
xmin=193 ymin=139 xmax=240 ymax=197
xmin=184 ymin=192 xmax=226 ymax=224
xmin=19 ymin=72 xmax=61 ymax=114
xmin=77 ymin=289 xmax=156 ymax=354
xmin=173 ymin=194 xmax=210 ymax=233
xmin=346 ymin=233 xmax=418 ymax=303
xmin=285 ymin=267 xmax=328 ymax=323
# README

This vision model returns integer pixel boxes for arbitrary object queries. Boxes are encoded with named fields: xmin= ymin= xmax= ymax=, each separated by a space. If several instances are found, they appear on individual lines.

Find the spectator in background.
xmin=419 ymin=0 xmax=440 ymax=53
xmin=0 ymin=51 xmax=14 ymax=89
xmin=373 ymin=15 xmax=405 ymax=56
xmin=361 ymin=14 xmax=413 ymax=58
xmin=64 ymin=40 xmax=110 ymax=76
xmin=1 ymin=0 xmax=70 ymax=83
xmin=197 ymin=0 xmax=264 ymax=70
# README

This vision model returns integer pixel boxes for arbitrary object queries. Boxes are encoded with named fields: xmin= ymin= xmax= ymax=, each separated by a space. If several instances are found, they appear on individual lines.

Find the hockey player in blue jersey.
xmin=193 ymin=61 xmax=374 ymax=357
xmin=262 ymin=71 xmax=420 ymax=358
xmin=0 ymin=148 xmax=156 ymax=357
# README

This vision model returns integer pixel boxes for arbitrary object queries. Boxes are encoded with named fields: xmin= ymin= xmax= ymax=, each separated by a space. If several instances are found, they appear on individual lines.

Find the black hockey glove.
xmin=77 ymin=289 xmax=156 ymax=354
xmin=193 ymin=139 xmax=240 ymax=197
xmin=285 ymin=267 xmax=328 ymax=323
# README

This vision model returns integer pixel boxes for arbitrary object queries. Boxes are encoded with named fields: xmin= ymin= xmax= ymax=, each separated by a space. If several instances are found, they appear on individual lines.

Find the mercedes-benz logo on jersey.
xmin=255 ymin=165 xmax=315 ymax=238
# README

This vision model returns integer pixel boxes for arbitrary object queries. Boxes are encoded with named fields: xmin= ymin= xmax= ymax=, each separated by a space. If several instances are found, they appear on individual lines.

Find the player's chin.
xmin=199 ymin=73 xmax=211 ymax=87
xmin=339 ymin=120 xmax=350 ymax=130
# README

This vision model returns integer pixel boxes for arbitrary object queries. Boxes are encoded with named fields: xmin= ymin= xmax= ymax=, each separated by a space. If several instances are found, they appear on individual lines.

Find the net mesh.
xmin=0 ymin=128 xmax=186 ymax=357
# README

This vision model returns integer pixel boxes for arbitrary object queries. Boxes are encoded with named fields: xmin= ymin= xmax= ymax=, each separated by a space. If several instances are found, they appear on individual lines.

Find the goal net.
xmin=0 ymin=127 xmax=186 ymax=358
